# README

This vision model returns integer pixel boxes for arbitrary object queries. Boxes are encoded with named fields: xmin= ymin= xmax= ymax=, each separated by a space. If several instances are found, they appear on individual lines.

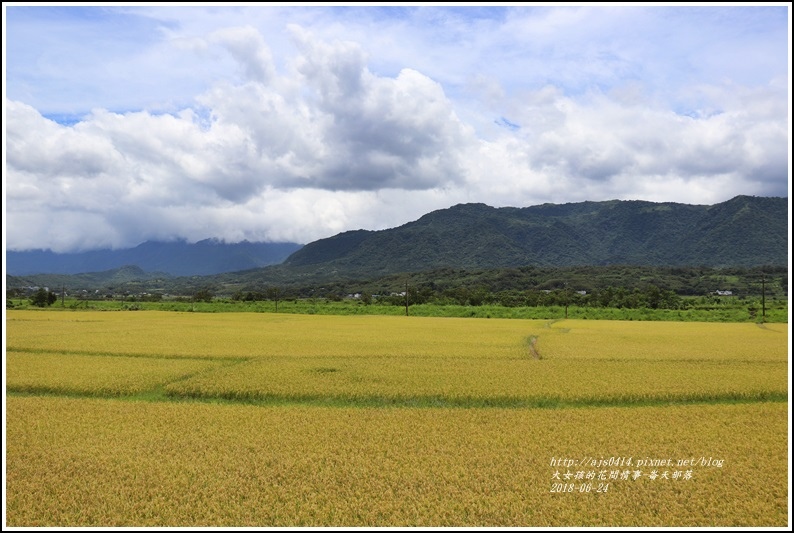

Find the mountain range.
xmin=283 ymin=195 xmax=788 ymax=275
xmin=5 ymin=196 xmax=788 ymax=287
xmin=6 ymin=239 xmax=302 ymax=276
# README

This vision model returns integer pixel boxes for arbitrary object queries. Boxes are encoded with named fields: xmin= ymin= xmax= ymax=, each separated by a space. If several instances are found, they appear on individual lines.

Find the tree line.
xmin=8 ymin=264 xmax=786 ymax=310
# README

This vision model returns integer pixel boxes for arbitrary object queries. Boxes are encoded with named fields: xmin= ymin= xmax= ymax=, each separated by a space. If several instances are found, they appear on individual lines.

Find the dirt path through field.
xmin=527 ymin=336 xmax=541 ymax=359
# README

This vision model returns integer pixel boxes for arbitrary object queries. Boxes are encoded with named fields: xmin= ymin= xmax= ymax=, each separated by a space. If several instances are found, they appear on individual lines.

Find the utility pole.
xmin=61 ymin=285 xmax=65 ymax=307
xmin=563 ymin=283 xmax=569 ymax=319
xmin=405 ymin=280 xmax=409 ymax=316
xmin=761 ymin=274 xmax=766 ymax=320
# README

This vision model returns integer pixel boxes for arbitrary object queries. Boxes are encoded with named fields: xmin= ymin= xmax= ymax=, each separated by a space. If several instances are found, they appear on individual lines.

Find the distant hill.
xmin=283 ymin=195 xmax=788 ymax=275
xmin=5 ymin=196 xmax=787 ymax=295
xmin=7 ymin=265 xmax=170 ymax=292
xmin=6 ymin=239 xmax=303 ymax=276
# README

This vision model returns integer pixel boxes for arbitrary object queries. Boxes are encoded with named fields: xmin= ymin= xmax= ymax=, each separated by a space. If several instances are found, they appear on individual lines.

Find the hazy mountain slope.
xmin=6 ymin=239 xmax=303 ymax=276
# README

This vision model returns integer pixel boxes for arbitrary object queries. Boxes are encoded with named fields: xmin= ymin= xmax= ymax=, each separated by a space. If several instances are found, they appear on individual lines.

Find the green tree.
xmin=30 ymin=288 xmax=57 ymax=307
xmin=194 ymin=289 xmax=214 ymax=303
xmin=646 ymin=285 xmax=662 ymax=309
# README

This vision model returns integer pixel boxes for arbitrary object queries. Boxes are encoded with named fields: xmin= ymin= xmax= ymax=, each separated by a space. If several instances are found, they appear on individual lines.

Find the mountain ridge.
xmin=6 ymin=239 xmax=303 ymax=276
xmin=5 ymin=196 xmax=788 ymax=282
xmin=283 ymin=195 xmax=788 ymax=274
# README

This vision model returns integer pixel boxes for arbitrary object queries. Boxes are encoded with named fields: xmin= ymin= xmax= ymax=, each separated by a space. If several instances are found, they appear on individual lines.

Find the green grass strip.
xmin=6 ymin=388 xmax=787 ymax=410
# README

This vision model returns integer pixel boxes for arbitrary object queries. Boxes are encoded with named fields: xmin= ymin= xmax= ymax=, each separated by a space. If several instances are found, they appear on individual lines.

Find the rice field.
xmin=6 ymin=312 xmax=533 ymax=359
xmin=6 ymin=351 xmax=229 ymax=397
xmin=163 ymin=355 xmax=786 ymax=406
xmin=4 ymin=309 xmax=790 ymax=526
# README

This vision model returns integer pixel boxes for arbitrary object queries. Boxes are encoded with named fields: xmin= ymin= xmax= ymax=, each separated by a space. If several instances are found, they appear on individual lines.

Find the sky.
xmin=2 ymin=3 xmax=791 ymax=252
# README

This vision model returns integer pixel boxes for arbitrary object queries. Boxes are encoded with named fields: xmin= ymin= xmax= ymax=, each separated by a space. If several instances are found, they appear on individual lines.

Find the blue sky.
xmin=3 ymin=3 xmax=791 ymax=252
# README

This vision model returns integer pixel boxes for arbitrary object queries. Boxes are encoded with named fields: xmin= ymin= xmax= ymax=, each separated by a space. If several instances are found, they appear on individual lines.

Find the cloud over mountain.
xmin=4 ymin=6 xmax=789 ymax=252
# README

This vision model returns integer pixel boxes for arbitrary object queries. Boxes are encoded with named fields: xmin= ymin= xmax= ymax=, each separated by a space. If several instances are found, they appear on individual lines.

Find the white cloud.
xmin=211 ymin=25 xmax=276 ymax=85
xmin=3 ymin=6 xmax=790 ymax=253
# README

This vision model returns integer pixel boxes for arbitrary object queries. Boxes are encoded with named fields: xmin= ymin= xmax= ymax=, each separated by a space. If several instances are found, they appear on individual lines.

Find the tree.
xmin=30 ymin=288 xmax=57 ymax=307
xmin=194 ymin=289 xmax=214 ymax=303
xmin=646 ymin=285 xmax=662 ymax=309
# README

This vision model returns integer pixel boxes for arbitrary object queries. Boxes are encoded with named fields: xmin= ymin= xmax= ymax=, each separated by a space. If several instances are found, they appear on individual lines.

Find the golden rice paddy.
xmin=4 ymin=310 xmax=790 ymax=526
xmin=6 ymin=351 xmax=227 ymax=396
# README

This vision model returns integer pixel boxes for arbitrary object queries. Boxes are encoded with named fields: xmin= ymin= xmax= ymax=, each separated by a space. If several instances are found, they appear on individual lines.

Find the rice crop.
xmin=5 ymin=310 xmax=788 ymax=527
xmin=164 ymin=355 xmax=786 ymax=406
xmin=6 ymin=351 xmax=227 ymax=396
xmin=539 ymin=320 xmax=788 ymax=362
xmin=5 ymin=311 xmax=535 ymax=359
xmin=6 ymin=396 xmax=787 ymax=527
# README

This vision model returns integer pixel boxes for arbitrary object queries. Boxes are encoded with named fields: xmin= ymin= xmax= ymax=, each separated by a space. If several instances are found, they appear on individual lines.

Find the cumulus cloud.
xmin=287 ymin=26 xmax=476 ymax=191
xmin=4 ymin=9 xmax=789 ymax=253
xmin=4 ymin=26 xmax=482 ymax=251
xmin=466 ymin=81 xmax=789 ymax=206
xmin=210 ymin=26 xmax=276 ymax=85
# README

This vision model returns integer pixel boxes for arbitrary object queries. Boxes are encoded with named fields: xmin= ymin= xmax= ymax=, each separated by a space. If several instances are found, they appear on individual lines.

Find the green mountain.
xmin=6 ymin=196 xmax=787 ymax=298
xmin=284 ymin=195 xmax=788 ymax=275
